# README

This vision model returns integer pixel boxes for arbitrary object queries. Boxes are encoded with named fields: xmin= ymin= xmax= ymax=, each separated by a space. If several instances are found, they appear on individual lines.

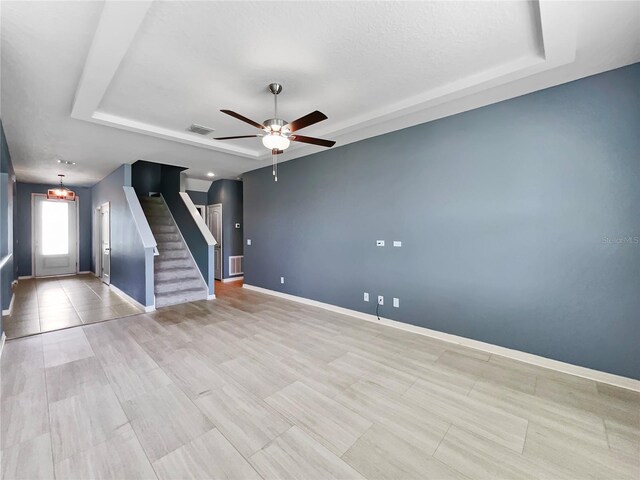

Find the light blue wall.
xmin=91 ymin=164 xmax=149 ymax=305
xmin=15 ymin=183 xmax=92 ymax=277
xmin=243 ymin=63 xmax=640 ymax=379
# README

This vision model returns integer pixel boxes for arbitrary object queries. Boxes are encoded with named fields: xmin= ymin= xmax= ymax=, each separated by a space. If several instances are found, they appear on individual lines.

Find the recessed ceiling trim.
xmin=71 ymin=0 xmax=577 ymax=163
xmin=91 ymin=111 xmax=259 ymax=158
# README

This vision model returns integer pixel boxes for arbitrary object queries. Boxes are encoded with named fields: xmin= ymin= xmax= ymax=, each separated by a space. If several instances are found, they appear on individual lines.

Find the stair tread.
xmin=155 ymin=286 xmax=206 ymax=297
xmin=155 ymin=276 xmax=200 ymax=285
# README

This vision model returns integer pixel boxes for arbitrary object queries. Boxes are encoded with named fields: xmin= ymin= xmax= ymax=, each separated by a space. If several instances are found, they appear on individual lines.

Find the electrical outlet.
xmin=280 ymin=277 xmax=285 ymax=284
xmin=377 ymin=295 xmax=384 ymax=305
xmin=376 ymin=240 xmax=385 ymax=247
xmin=235 ymin=223 xmax=240 ymax=229
xmin=393 ymin=297 xmax=400 ymax=308
xmin=393 ymin=241 xmax=402 ymax=247
xmin=247 ymin=239 xmax=252 ymax=245
xmin=363 ymin=292 xmax=369 ymax=302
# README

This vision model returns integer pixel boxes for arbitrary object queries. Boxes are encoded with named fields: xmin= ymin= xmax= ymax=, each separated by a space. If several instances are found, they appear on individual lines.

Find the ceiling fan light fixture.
xmin=262 ymin=133 xmax=290 ymax=151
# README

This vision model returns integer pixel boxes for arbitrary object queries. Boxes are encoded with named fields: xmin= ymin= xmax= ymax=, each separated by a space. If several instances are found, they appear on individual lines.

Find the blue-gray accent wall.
xmin=243 ymin=63 xmax=640 ymax=380
xmin=186 ymin=190 xmax=208 ymax=207
xmin=208 ymin=179 xmax=243 ymax=279
xmin=15 ymin=183 xmax=92 ymax=277
xmin=91 ymin=164 xmax=149 ymax=305
xmin=1 ymin=120 xmax=18 ymax=326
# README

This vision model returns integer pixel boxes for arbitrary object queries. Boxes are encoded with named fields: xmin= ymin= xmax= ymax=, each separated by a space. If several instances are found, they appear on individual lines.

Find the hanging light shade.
xmin=47 ymin=174 xmax=76 ymax=200
xmin=262 ymin=132 xmax=290 ymax=150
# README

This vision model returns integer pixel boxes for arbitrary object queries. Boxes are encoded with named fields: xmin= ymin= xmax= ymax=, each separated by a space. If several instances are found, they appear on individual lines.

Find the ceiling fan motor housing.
xmin=263 ymin=118 xmax=288 ymax=133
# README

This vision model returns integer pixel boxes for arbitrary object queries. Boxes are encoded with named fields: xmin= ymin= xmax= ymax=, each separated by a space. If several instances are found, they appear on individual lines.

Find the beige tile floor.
xmin=1 ymin=285 xmax=638 ymax=480
xmin=2 ymin=275 xmax=143 ymax=339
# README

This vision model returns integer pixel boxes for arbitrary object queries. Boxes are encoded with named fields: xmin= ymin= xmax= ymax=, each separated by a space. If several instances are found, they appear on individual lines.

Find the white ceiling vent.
xmin=187 ymin=123 xmax=215 ymax=135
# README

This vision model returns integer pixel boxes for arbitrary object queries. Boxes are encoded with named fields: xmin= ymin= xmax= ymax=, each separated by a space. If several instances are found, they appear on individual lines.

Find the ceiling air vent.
xmin=187 ymin=123 xmax=215 ymax=135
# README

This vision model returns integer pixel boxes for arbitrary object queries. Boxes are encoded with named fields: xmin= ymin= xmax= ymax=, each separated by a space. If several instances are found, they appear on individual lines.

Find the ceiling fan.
xmin=215 ymin=83 xmax=336 ymax=156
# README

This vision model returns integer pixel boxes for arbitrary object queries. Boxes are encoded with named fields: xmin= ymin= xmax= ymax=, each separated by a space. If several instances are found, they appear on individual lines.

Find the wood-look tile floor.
xmin=2 ymin=275 xmax=143 ymax=339
xmin=1 ymin=284 xmax=638 ymax=479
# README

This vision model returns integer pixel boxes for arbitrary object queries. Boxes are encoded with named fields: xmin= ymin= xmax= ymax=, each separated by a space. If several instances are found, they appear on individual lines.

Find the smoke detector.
xmin=187 ymin=124 xmax=215 ymax=135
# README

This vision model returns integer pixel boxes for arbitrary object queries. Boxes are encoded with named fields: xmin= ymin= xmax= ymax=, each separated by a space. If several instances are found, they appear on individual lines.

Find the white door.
xmin=34 ymin=196 xmax=78 ymax=277
xmin=100 ymin=203 xmax=111 ymax=285
xmin=206 ymin=204 xmax=222 ymax=280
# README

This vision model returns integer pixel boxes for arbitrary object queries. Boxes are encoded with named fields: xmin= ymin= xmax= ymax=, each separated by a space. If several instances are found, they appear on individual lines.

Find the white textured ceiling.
xmin=1 ymin=1 xmax=639 ymax=187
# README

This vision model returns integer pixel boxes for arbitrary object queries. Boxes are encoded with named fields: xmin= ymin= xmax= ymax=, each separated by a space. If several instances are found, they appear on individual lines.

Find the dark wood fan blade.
xmin=285 ymin=110 xmax=327 ymax=133
xmin=220 ymin=110 xmax=265 ymax=130
xmin=291 ymin=135 xmax=336 ymax=148
xmin=214 ymin=135 xmax=260 ymax=140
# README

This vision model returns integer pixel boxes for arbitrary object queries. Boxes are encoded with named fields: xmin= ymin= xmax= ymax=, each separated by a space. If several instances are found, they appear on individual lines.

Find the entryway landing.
xmin=2 ymin=274 xmax=143 ymax=339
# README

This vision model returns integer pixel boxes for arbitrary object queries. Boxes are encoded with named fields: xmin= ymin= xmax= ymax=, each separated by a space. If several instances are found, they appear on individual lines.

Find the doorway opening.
xmin=206 ymin=203 xmax=222 ymax=280
xmin=33 ymin=194 xmax=78 ymax=277
xmin=97 ymin=202 xmax=111 ymax=285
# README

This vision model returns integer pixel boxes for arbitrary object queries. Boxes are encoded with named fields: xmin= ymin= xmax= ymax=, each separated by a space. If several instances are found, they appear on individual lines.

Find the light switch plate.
xmin=364 ymin=292 xmax=369 ymax=302
xmin=247 ymin=239 xmax=251 ymax=245
xmin=376 ymin=240 xmax=385 ymax=247
xmin=393 ymin=241 xmax=402 ymax=247
xmin=393 ymin=297 xmax=400 ymax=308
xmin=280 ymin=277 xmax=285 ymax=284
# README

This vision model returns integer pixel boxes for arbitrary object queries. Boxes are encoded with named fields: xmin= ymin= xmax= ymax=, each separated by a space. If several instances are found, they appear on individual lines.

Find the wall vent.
xmin=187 ymin=123 xmax=215 ymax=135
xmin=229 ymin=255 xmax=243 ymax=276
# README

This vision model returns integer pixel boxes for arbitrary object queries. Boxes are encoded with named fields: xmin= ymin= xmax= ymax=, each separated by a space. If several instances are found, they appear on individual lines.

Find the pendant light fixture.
xmin=47 ymin=174 xmax=76 ymax=200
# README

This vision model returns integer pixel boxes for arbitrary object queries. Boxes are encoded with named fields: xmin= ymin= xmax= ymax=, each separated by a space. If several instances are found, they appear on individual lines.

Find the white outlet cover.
xmin=393 ymin=297 xmax=400 ymax=308
xmin=247 ymin=239 xmax=251 ymax=245
xmin=376 ymin=240 xmax=385 ymax=247
xmin=393 ymin=241 xmax=402 ymax=247
xmin=364 ymin=292 xmax=369 ymax=302
xmin=378 ymin=296 xmax=384 ymax=305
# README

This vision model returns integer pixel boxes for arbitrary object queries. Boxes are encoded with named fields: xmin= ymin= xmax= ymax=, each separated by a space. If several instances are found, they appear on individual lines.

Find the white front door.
xmin=34 ymin=196 xmax=78 ymax=277
xmin=100 ymin=203 xmax=111 ymax=285
xmin=206 ymin=204 xmax=222 ymax=280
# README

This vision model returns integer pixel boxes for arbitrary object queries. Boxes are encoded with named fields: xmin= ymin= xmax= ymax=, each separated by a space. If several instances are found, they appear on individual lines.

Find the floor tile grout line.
xmin=41 ymin=337 xmax=57 ymax=479
xmin=148 ymin=356 xmax=268 ymax=479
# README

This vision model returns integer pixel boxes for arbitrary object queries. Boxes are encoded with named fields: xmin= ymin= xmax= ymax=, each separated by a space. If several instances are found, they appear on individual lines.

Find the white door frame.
xmin=31 ymin=193 xmax=80 ymax=278
xmin=206 ymin=203 xmax=222 ymax=280
xmin=96 ymin=202 xmax=111 ymax=285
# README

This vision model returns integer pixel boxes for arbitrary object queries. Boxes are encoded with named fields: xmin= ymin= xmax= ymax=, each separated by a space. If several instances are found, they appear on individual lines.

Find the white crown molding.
xmin=71 ymin=1 xmax=577 ymax=162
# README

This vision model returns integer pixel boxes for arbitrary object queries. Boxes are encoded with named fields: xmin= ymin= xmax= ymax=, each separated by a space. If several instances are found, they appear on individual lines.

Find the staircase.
xmin=140 ymin=196 xmax=208 ymax=308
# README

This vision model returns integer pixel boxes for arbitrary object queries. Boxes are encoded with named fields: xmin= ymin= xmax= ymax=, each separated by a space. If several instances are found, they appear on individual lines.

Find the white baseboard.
xmin=243 ymin=284 xmax=640 ymax=392
xmin=2 ymin=293 xmax=15 ymax=316
xmin=207 ymin=294 xmax=216 ymax=300
xmin=222 ymin=276 xmax=244 ymax=283
xmin=78 ymin=271 xmax=92 ymax=275
xmin=18 ymin=275 xmax=33 ymax=280
xmin=0 ymin=332 xmax=5 ymax=359
xmin=109 ymin=284 xmax=155 ymax=313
